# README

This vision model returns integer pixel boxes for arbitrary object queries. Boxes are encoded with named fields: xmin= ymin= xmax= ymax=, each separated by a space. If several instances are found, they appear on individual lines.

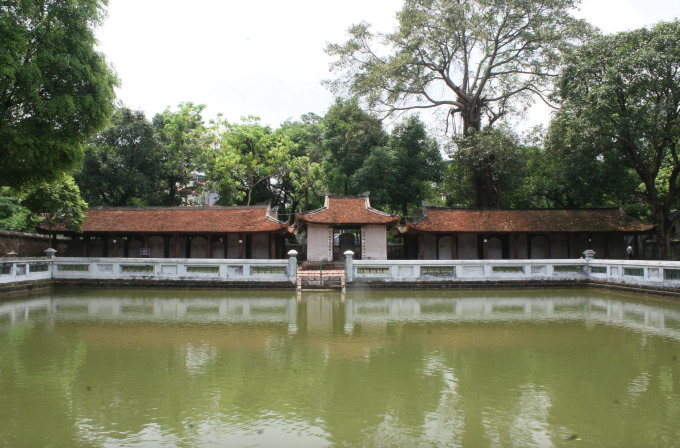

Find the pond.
xmin=1 ymin=287 xmax=679 ymax=447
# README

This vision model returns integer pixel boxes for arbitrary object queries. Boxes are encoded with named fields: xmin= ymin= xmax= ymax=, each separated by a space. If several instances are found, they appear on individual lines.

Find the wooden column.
xmin=418 ymin=234 xmax=425 ymax=260
xmin=270 ymin=233 xmax=276 ymax=259
xmin=112 ymin=236 xmax=118 ymax=258
xmin=83 ymin=236 xmax=89 ymax=257
xmin=483 ymin=236 xmax=488 ymax=260
xmin=603 ymin=233 xmax=610 ymax=259
xmin=527 ymin=235 xmax=532 ymax=259
xmin=544 ymin=235 xmax=551 ymax=259
xmin=224 ymin=235 xmax=229 ymax=259
xmin=566 ymin=233 xmax=572 ymax=258
xmin=238 ymin=233 xmax=245 ymax=259
xmin=174 ymin=234 xmax=180 ymax=258
xmin=206 ymin=235 xmax=212 ymax=258
xmin=163 ymin=236 xmax=170 ymax=258
xmin=451 ymin=235 xmax=458 ymax=260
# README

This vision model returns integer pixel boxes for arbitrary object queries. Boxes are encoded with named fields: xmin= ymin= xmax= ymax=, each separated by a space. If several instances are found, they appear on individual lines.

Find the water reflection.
xmin=1 ymin=288 xmax=680 ymax=447
xmin=2 ymin=290 xmax=679 ymax=340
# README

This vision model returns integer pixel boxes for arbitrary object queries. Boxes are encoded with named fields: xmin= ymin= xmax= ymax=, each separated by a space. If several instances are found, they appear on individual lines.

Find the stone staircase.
xmin=297 ymin=262 xmax=345 ymax=290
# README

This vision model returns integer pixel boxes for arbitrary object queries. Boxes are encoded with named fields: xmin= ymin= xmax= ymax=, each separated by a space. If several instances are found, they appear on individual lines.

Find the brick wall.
xmin=0 ymin=230 xmax=70 ymax=258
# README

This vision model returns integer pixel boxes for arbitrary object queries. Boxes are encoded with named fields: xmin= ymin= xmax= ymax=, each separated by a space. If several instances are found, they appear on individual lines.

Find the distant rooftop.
xmin=405 ymin=206 xmax=655 ymax=234
xmin=48 ymin=205 xmax=292 ymax=234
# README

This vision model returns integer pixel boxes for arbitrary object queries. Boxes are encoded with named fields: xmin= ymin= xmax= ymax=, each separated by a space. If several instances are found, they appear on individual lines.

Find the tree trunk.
xmin=462 ymin=100 xmax=500 ymax=208
xmin=656 ymin=213 xmax=669 ymax=261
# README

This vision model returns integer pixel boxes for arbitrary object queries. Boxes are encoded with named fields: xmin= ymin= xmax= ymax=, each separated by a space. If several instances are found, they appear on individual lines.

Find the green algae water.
xmin=1 ymin=288 xmax=680 ymax=448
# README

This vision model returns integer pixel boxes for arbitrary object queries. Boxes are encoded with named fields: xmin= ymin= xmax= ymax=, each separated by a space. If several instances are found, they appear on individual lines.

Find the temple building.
xmin=401 ymin=205 xmax=655 ymax=260
xmin=295 ymin=194 xmax=399 ymax=261
xmin=53 ymin=204 xmax=293 ymax=259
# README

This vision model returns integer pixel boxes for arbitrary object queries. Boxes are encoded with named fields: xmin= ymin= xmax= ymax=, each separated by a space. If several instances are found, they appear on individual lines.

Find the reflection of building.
xmin=4 ymin=293 xmax=679 ymax=345
xmin=55 ymin=204 xmax=294 ymax=259
xmin=401 ymin=205 xmax=655 ymax=260
xmin=295 ymin=194 xmax=399 ymax=261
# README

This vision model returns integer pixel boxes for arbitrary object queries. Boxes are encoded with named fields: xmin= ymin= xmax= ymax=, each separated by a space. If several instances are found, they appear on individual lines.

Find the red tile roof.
xmin=62 ymin=205 xmax=292 ymax=234
xmin=406 ymin=207 xmax=655 ymax=234
xmin=296 ymin=195 xmax=399 ymax=227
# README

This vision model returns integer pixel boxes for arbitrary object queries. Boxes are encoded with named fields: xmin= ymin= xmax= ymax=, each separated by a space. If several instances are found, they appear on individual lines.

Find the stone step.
xmin=297 ymin=265 xmax=345 ymax=290
xmin=299 ymin=262 xmax=344 ymax=271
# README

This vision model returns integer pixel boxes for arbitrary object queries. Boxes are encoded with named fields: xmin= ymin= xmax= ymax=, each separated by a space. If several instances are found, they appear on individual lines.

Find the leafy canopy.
xmin=0 ymin=0 xmax=118 ymax=189
xmin=550 ymin=20 xmax=680 ymax=257
xmin=76 ymin=108 xmax=166 ymax=206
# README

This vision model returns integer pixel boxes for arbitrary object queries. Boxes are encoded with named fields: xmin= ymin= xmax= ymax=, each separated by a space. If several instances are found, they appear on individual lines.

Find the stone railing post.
xmin=287 ymin=250 xmax=298 ymax=285
xmin=44 ymin=248 xmax=57 ymax=259
xmin=583 ymin=249 xmax=596 ymax=260
xmin=344 ymin=250 xmax=354 ymax=283
xmin=582 ymin=249 xmax=596 ymax=277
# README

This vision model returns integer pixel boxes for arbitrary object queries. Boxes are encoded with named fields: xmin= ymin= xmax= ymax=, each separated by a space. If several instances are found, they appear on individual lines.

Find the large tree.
xmin=353 ymin=115 xmax=443 ymax=217
xmin=154 ymin=102 xmax=208 ymax=205
xmin=1 ymin=0 xmax=117 ymax=189
xmin=209 ymin=116 xmax=293 ymax=206
xmin=75 ymin=108 xmax=165 ymax=206
xmin=551 ymin=21 xmax=680 ymax=259
xmin=276 ymin=115 xmax=327 ymax=214
xmin=326 ymin=0 xmax=590 ymax=206
xmin=21 ymin=175 xmax=88 ymax=245
xmin=322 ymin=98 xmax=387 ymax=196
xmin=444 ymin=126 xmax=539 ymax=208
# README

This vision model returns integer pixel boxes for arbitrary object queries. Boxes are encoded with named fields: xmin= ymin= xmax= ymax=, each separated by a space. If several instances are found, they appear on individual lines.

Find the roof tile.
xmin=70 ymin=206 xmax=290 ymax=234
xmin=408 ymin=207 xmax=655 ymax=233
xmin=296 ymin=196 xmax=399 ymax=226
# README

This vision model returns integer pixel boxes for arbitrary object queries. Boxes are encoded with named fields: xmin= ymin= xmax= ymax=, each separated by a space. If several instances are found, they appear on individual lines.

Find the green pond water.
xmin=1 ymin=287 xmax=680 ymax=448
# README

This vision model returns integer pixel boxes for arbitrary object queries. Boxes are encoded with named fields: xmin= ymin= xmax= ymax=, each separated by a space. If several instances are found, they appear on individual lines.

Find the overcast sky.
xmin=95 ymin=0 xmax=680 ymax=131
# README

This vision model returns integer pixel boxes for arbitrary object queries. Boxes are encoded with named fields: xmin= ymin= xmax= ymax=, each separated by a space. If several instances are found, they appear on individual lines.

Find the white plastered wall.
xmin=361 ymin=225 xmax=387 ymax=260
xmin=307 ymin=224 xmax=332 ymax=261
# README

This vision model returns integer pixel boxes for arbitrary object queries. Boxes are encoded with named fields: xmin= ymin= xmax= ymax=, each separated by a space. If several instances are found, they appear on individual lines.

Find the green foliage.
xmin=154 ymin=103 xmax=209 ymax=205
xmin=277 ymin=114 xmax=327 ymax=213
xmin=0 ymin=187 xmax=34 ymax=232
xmin=543 ymin=113 xmax=638 ymax=208
xmin=353 ymin=115 xmax=443 ymax=216
xmin=322 ymin=98 xmax=387 ymax=195
xmin=21 ymin=175 xmax=88 ymax=233
xmin=326 ymin=0 xmax=590 ymax=129
xmin=443 ymin=127 xmax=540 ymax=208
xmin=326 ymin=0 xmax=591 ymax=207
xmin=551 ymin=20 xmax=680 ymax=258
xmin=209 ymin=117 xmax=294 ymax=206
xmin=75 ymin=108 xmax=166 ymax=206
xmin=0 ymin=0 xmax=118 ymax=189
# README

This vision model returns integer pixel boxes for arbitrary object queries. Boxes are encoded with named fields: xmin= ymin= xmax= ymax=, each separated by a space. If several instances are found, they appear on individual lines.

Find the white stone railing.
xmin=1 ymin=253 xmax=298 ymax=287
xmin=347 ymin=258 xmax=589 ymax=283
xmin=0 ymin=257 xmax=53 ymax=285
xmin=586 ymin=259 xmax=680 ymax=289
xmin=345 ymin=252 xmax=680 ymax=292
xmin=52 ymin=256 xmax=297 ymax=284
xmin=4 ymin=249 xmax=680 ymax=294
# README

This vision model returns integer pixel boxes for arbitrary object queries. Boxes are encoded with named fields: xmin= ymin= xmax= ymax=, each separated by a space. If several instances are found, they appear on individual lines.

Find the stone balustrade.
xmin=1 ymin=252 xmax=298 ymax=288
xmin=344 ymin=251 xmax=680 ymax=293
xmin=3 ymin=249 xmax=680 ymax=295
